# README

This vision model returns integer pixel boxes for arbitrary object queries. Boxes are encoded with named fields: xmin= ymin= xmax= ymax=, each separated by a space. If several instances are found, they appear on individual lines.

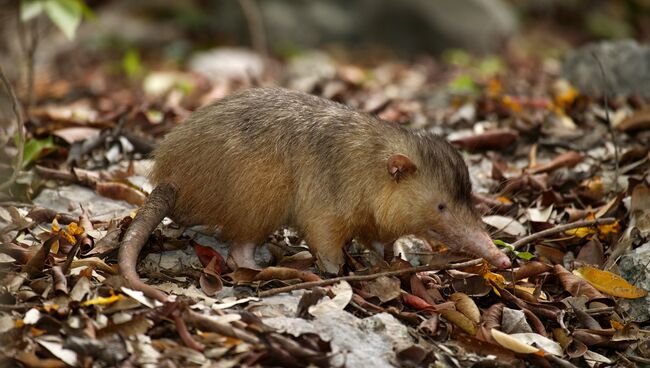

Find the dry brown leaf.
xmin=527 ymin=151 xmax=582 ymax=174
xmin=95 ymin=182 xmax=146 ymax=206
xmin=617 ymin=107 xmax=650 ymax=131
xmin=253 ymin=267 xmax=321 ymax=283
xmin=449 ymin=292 xmax=480 ymax=324
xmin=441 ymin=309 xmax=477 ymax=335
xmin=365 ymin=276 xmax=401 ymax=303
xmin=554 ymin=265 xmax=604 ymax=299
xmin=573 ymin=266 xmax=648 ymax=299
xmin=451 ymin=129 xmax=519 ymax=152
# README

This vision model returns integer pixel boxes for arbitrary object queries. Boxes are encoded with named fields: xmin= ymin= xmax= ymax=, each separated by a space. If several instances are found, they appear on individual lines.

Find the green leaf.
xmin=514 ymin=251 xmax=535 ymax=261
xmin=22 ymin=136 xmax=58 ymax=168
xmin=44 ymin=0 xmax=82 ymax=40
xmin=477 ymin=56 xmax=504 ymax=78
xmin=21 ymin=0 xmax=45 ymax=21
xmin=122 ymin=49 xmax=143 ymax=78
xmin=448 ymin=74 xmax=478 ymax=94
xmin=494 ymin=239 xmax=536 ymax=261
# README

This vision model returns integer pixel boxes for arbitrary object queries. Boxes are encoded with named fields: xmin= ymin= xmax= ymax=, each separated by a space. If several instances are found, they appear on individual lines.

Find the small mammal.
xmin=119 ymin=87 xmax=510 ymax=300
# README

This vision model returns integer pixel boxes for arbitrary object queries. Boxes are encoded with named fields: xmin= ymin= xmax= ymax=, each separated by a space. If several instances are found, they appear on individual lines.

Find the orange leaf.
xmin=484 ymin=271 xmax=506 ymax=295
xmin=496 ymin=196 xmax=512 ymax=204
xmin=573 ymin=266 xmax=647 ymax=299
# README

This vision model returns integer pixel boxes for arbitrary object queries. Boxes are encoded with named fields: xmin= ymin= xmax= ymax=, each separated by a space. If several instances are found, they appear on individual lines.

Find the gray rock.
xmin=188 ymin=48 xmax=265 ymax=83
xmin=264 ymin=311 xmax=413 ymax=368
xmin=563 ymin=40 xmax=650 ymax=97
xmin=33 ymin=185 xmax=134 ymax=222
xmin=618 ymin=242 xmax=650 ymax=322
xmin=216 ymin=0 xmax=517 ymax=55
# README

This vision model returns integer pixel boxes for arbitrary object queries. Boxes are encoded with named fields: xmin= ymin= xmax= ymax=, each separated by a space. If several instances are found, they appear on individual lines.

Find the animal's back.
xmin=151 ymin=88 xmax=400 ymax=242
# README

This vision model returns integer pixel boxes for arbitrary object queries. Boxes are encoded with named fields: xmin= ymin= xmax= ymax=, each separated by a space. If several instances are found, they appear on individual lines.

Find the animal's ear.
xmin=387 ymin=154 xmax=417 ymax=182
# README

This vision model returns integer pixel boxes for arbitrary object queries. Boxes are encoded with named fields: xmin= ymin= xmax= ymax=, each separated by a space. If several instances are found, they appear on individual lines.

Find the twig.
xmin=0 ymin=65 xmax=25 ymax=192
xmin=258 ymin=258 xmax=484 ymax=297
xmin=511 ymin=217 xmax=616 ymax=250
xmin=591 ymin=52 xmax=620 ymax=192
xmin=238 ymin=0 xmax=267 ymax=57
xmin=184 ymin=310 xmax=260 ymax=344
xmin=16 ymin=8 xmax=38 ymax=113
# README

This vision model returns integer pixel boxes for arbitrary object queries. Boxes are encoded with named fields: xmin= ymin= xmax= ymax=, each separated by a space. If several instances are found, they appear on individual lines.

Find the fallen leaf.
xmin=451 ymin=129 xmax=519 ymax=152
xmin=212 ymin=297 xmax=260 ymax=310
xmin=441 ymin=309 xmax=476 ymax=335
xmin=483 ymin=215 xmax=526 ymax=236
xmin=491 ymin=329 xmax=540 ymax=354
xmin=527 ymin=151 xmax=582 ymax=175
xmin=554 ymin=265 xmax=604 ymax=299
xmin=192 ymin=240 xmax=226 ymax=274
xmin=509 ymin=332 xmax=563 ymax=355
xmin=80 ymin=293 xmax=124 ymax=307
xmin=308 ymin=281 xmax=353 ymax=317
xmin=449 ymin=292 xmax=480 ymax=323
xmin=254 ymin=267 xmax=321 ymax=283
xmin=364 ymin=276 xmax=401 ymax=303
xmin=96 ymin=182 xmax=146 ymax=206
xmin=37 ymin=337 xmax=79 ymax=367
xmin=573 ymin=266 xmax=647 ymax=299
xmin=616 ymin=107 xmax=650 ymax=131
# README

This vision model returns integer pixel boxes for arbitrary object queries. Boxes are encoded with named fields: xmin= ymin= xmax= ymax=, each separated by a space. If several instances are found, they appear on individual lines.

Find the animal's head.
xmin=374 ymin=132 xmax=510 ymax=269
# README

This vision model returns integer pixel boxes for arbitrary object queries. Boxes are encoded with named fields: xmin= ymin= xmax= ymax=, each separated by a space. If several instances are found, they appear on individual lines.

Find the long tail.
xmin=118 ymin=183 xmax=178 ymax=302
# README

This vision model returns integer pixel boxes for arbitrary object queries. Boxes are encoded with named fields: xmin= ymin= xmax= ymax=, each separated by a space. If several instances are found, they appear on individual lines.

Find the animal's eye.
xmin=437 ymin=203 xmax=446 ymax=212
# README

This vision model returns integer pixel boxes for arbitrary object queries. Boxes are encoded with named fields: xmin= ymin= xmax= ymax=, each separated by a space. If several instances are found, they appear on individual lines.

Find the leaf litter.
xmin=1 ymin=26 xmax=650 ymax=368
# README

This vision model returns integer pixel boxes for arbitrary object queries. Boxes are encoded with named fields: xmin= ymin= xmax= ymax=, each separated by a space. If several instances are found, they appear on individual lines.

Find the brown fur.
xmin=151 ymin=87 xmax=509 ymax=272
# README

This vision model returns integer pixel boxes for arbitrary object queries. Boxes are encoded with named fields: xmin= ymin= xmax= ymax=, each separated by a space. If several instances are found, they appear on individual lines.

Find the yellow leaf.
xmin=66 ymin=222 xmax=84 ymax=236
xmin=30 ymin=327 xmax=47 ymax=337
xmin=502 ymin=95 xmax=522 ymax=113
xmin=610 ymin=320 xmax=624 ymax=329
xmin=598 ymin=221 xmax=620 ymax=236
xmin=573 ymin=266 xmax=647 ymax=299
xmin=50 ymin=239 xmax=60 ymax=254
xmin=565 ymin=220 xmax=621 ymax=238
xmin=514 ymin=285 xmax=548 ymax=301
xmin=81 ymin=294 xmax=124 ymax=307
xmin=42 ymin=304 xmax=59 ymax=312
xmin=484 ymin=271 xmax=506 ymax=296
xmin=565 ymin=226 xmax=594 ymax=238
xmin=496 ymin=196 xmax=512 ymax=204
xmin=60 ymin=230 xmax=77 ymax=245
xmin=51 ymin=217 xmax=61 ymax=232
xmin=487 ymin=78 xmax=502 ymax=97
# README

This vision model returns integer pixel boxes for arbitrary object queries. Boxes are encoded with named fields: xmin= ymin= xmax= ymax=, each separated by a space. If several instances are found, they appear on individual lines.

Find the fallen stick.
xmin=259 ymin=217 xmax=618 ymax=297
xmin=0 ymin=65 xmax=25 ymax=192
xmin=258 ymin=258 xmax=484 ymax=297
xmin=511 ymin=217 xmax=616 ymax=250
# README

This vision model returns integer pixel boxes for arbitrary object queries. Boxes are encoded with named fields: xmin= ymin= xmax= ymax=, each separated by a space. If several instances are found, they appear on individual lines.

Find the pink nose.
xmin=492 ymin=253 xmax=511 ymax=269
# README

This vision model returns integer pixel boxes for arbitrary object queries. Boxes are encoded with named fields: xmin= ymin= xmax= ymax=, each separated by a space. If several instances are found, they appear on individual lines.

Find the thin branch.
xmin=16 ymin=6 xmax=38 ymax=113
xmin=238 ymin=0 xmax=267 ymax=57
xmin=258 ymin=258 xmax=484 ymax=297
xmin=0 ymin=65 xmax=25 ymax=192
xmin=591 ymin=52 xmax=619 ymax=192
xmin=511 ymin=217 xmax=616 ymax=250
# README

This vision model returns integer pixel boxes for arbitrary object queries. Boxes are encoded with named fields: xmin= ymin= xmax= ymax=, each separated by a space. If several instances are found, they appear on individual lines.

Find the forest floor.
xmin=1 ymin=20 xmax=650 ymax=368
